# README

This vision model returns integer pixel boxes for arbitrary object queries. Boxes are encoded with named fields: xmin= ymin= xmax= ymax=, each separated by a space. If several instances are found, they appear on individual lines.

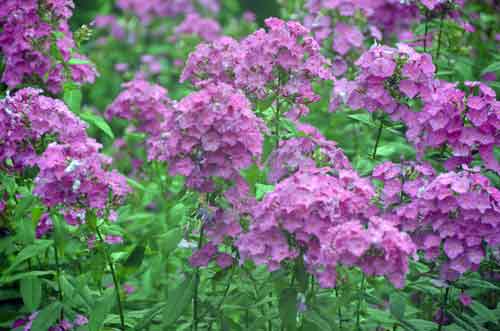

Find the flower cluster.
xmin=0 ymin=0 xmax=97 ymax=92
xmin=304 ymin=0 xmax=419 ymax=50
xmin=267 ymin=124 xmax=352 ymax=183
xmin=0 ymin=88 xmax=129 ymax=225
xmin=181 ymin=17 xmax=332 ymax=110
xmin=34 ymin=139 xmax=130 ymax=225
xmin=374 ymin=163 xmax=500 ymax=280
xmin=332 ymin=43 xmax=500 ymax=172
xmin=235 ymin=167 xmax=414 ymax=288
xmin=175 ymin=13 xmax=221 ymax=42
xmin=189 ymin=242 xmax=234 ymax=269
xmin=147 ymin=83 xmax=265 ymax=191
xmin=322 ymin=217 xmax=417 ymax=288
xmin=93 ymin=15 xmax=126 ymax=40
xmin=12 ymin=312 xmax=88 ymax=331
xmin=333 ymin=44 xmax=435 ymax=114
xmin=116 ymin=0 xmax=219 ymax=24
xmin=0 ymin=88 xmax=88 ymax=170
xmin=106 ymin=79 xmax=174 ymax=135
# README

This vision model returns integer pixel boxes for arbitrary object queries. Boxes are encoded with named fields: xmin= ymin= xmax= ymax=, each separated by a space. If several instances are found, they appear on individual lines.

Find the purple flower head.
xmin=459 ymin=293 xmax=472 ymax=306
xmin=33 ymin=140 xmax=130 ymax=225
xmin=0 ymin=88 xmax=88 ymax=171
xmin=148 ymin=83 xmax=265 ymax=192
xmin=106 ymin=79 xmax=174 ymax=135
xmin=36 ymin=213 xmax=53 ymax=238
xmin=393 ymin=169 xmax=500 ymax=280
xmin=0 ymin=1 xmax=97 ymax=91
xmin=237 ymin=167 xmax=385 ymax=287
xmin=175 ymin=13 xmax=221 ymax=42
xmin=181 ymin=18 xmax=332 ymax=113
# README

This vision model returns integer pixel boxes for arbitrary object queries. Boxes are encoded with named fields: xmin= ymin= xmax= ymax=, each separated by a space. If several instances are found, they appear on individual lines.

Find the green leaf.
xmin=89 ymin=288 xmax=116 ymax=331
xmin=168 ymin=204 xmax=186 ymax=227
xmin=5 ymin=240 xmax=53 ymax=273
xmin=255 ymin=183 xmax=275 ymax=200
xmin=79 ymin=111 xmax=115 ymax=139
xmin=303 ymin=310 xmax=332 ymax=331
xmin=406 ymin=319 xmax=437 ymax=331
xmin=279 ymin=287 xmax=297 ymax=331
xmin=126 ymin=177 xmax=147 ymax=192
xmin=63 ymin=83 xmax=82 ymax=113
xmin=30 ymin=302 xmax=62 ymax=331
xmin=0 ymin=270 xmax=55 ymax=285
xmin=20 ymin=276 xmax=42 ymax=310
xmin=161 ymin=274 xmax=195 ymax=327
xmin=124 ymin=245 xmax=146 ymax=269
xmin=470 ymin=301 xmax=499 ymax=323
xmin=481 ymin=62 xmax=500 ymax=75
xmin=68 ymin=58 xmax=91 ymax=65
xmin=256 ymin=95 xmax=275 ymax=111
xmin=134 ymin=303 xmax=168 ymax=330
xmin=160 ymin=228 xmax=183 ymax=256
xmin=389 ymin=293 xmax=406 ymax=321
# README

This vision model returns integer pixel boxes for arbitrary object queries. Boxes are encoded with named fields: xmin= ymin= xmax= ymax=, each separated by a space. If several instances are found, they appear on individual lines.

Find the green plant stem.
xmin=335 ymin=286 xmax=343 ymax=331
xmin=356 ymin=275 xmax=366 ymax=331
xmin=423 ymin=9 xmax=430 ymax=52
xmin=437 ymin=287 xmax=450 ymax=331
xmin=193 ymin=224 xmax=205 ymax=331
xmin=96 ymin=227 xmax=125 ymax=331
xmin=372 ymin=121 xmax=384 ymax=159
xmin=435 ymin=9 xmax=446 ymax=71
xmin=53 ymin=241 xmax=64 ymax=320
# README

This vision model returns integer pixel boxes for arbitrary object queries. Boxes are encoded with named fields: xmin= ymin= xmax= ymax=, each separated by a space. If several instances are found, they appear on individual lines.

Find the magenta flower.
xmin=459 ymin=293 xmax=472 ymax=306
xmin=148 ymin=83 xmax=265 ymax=192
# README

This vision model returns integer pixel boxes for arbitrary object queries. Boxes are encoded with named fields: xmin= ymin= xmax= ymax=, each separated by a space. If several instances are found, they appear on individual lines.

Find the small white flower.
xmin=65 ymin=160 xmax=81 ymax=173
xmin=178 ymin=239 xmax=197 ymax=249
xmin=72 ymin=179 xmax=81 ymax=192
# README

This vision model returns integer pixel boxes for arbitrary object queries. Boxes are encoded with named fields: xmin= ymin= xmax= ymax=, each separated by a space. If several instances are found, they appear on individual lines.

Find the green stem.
xmin=437 ymin=287 xmax=450 ymax=331
xmin=335 ymin=286 xmax=343 ymax=331
xmin=356 ymin=275 xmax=366 ymax=331
xmin=435 ymin=9 xmax=446 ymax=71
xmin=53 ymin=241 xmax=64 ymax=320
xmin=193 ymin=224 xmax=205 ymax=331
xmin=372 ymin=120 xmax=384 ymax=159
xmin=96 ymin=227 xmax=125 ymax=331
xmin=423 ymin=9 xmax=430 ymax=52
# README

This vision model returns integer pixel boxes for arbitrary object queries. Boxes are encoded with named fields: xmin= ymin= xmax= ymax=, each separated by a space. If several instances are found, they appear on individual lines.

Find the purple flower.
xmin=106 ymin=79 xmax=174 ymax=135
xmin=0 ymin=1 xmax=97 ymax=91
xmin=105 ymin=235 xmax=124 ymax=245
xmin=459 ymin=293 xmax=472 ymax=306
xmin=148 ymin=83 xmax=265 ymax=192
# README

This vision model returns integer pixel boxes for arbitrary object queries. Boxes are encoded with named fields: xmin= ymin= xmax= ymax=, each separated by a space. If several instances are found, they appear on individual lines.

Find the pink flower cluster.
xmin=34 ymin=141 xmax=130 ymax=225
xmin=236 ymin=167 xmax=415 ymax=288
xmin=266 ymin=124 xmax=352 ymax=183
xmin=304 ymin=0 xmax=419 ymax=50
xmin=175 ymin=13 xmax=221 ymax=42
xmin=106 ymin=79 xmax=174 ymax=135
xmin=189 ymin=242 xmax=234 ymax=269
xmin=12 ymin=312 xmax=88 ymax=331
xmin=93 ymin=15 xmax=126 ymax=40
xmin=116 ymin=0 xmax=219 ymax=24
xmin=0 ymin=88 xmax=129 ymax=225
xmin=0 ymin=0 xmax=97 ymax=92
xmin=0 ymin=88 xmax=88 ymax=170
xmin=374 ymin=162 xmax=500 ymax=280
xmin=147 ymin=83 xmax=265 ymax=191
xmin=181 ymin=18 xmax=332 ymax=109
xmin=332 ymin=43 xmax=500 ymax=172
xmin=323 ymin=217 xmax=417 ymax=288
